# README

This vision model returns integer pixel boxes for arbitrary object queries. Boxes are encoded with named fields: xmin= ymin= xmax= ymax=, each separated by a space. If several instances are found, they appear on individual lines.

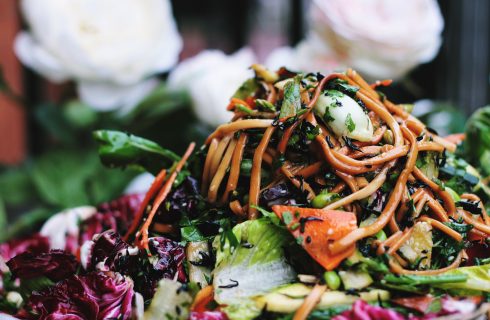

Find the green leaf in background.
xmin=64 ymin=100 xmax=98 ymax=128
xmin=121 ymin=83 xmax=189 ymax=128
xmin=93 ymin=130 xmax=180 ymax=175
xmin=0 ymin=198 xmax=7 ymax=233
xmin=279 ymin=77 xmax=301 ymax=119
xmin=1 ymin=207 xmax=52 ymax=243
xmin=412 ymin=101 xmax=467 ymax=136
xmin=0 ymin=168 xmax=35 ymax=207
xmin=464 ymin=106 xmax=490 ymax=176
xmin=31 ymin=149 xmax=137 ymax=208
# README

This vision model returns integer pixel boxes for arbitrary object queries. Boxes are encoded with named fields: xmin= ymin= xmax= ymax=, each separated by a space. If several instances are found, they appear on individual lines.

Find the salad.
xmin=1 ymin=65 xmax=490 ymax=320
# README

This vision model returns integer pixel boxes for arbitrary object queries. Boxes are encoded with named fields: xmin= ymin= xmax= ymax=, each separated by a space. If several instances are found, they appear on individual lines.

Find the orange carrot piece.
xmin=272 ymin=205 xmax=357 ymax=270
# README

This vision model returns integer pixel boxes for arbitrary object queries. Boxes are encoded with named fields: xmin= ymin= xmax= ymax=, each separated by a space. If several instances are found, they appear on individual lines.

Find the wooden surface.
xmin=0 ymin=0 xmax=25 ymax=164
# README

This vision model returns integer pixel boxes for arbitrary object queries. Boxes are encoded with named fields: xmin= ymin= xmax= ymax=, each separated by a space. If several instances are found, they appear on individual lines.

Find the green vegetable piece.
xmin=279 ymin=77 xmax=301 ymax=119
xmin=445 ymin=186 xmax=461 ymax=202
xmin=324 ymin=271 xmax=341 ymax=290
xmin=213 ymin=219 xmax=296 ymax=305
xmin=235 ymin=104 xmax=253 ymax=115
xmin=93 ymin=130 xmax=180 ymax=175
xmin=255 ymin=99 xmax=276 ymax=112
xmin=375 ymin=230 xmax=387 ymax=242
xmin=240 ymin=159 xmax=253 ymax=176
xmin=233 ymin=78 xmax=259 ymax=100
xmin=311 ymin=192 xmax=341 ymax=208
xmin=345 ymin=113 xmax=356 ymax=132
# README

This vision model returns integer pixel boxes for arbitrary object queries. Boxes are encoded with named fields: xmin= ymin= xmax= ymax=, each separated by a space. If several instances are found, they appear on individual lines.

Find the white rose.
xmin=266 ymin=36 xmax=343 ymax=75
xmin=269 ymin=0 xmax=443 ymax=80
xmin=15 ymin=0 xmax=182 ymax=111
xmin=168 ymin=48 xmax=256 ymax=127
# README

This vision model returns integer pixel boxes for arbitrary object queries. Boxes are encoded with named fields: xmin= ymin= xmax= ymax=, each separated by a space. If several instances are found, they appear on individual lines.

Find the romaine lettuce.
xmin=212 ymin=219 xmax=296 ymax=305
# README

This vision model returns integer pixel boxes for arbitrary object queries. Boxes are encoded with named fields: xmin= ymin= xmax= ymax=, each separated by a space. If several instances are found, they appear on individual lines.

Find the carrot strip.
xmin=191 ymin=285 xmax=214 ymax=312
xmin=137 ymin=143 xmax=195 ymax=252
xmin=293 ymin=284 xmax=327 ymax=320
xmin=123 ymin=169 xmax=167 ymax=242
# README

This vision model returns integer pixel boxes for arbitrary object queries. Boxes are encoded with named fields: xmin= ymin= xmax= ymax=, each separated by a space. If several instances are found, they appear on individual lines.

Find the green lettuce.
xmin=434 ymin=264 xmax=490 ymax=294
xmin=212 ymin=219 xmax=296 ymax=309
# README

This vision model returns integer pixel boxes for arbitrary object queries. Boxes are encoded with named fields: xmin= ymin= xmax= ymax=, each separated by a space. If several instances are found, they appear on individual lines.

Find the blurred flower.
xmin=168 ymin=49 xmax=256 ymax=127
xmin=267 ymin=0 xmax=443 ymax=80
xmin=15 ymin=0 xmax=182 ymax=112
xmin=266 ymin=38 xmax=343 ymax=75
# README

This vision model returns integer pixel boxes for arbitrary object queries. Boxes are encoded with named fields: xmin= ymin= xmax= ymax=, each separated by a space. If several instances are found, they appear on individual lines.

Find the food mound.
xmin=1 ymin=66 xmax=490 ymax=320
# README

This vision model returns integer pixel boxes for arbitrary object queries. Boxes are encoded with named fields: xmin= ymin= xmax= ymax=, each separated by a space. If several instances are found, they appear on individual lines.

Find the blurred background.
xmin=0 ymin=0 xmax=489 ymax=237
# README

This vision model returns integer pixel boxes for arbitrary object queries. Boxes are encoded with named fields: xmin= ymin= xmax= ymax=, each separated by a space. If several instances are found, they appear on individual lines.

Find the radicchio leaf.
xmin=7 ymin=250 xmax=78 ymax=282
xmin=79 ymin=194 xmax=143 ymax=245
xmin=17 ymin=271 xmax=134 ymax=320
xmin=0 ymin=234 xmax=50 ymax=261
xmin=82 ymin=230 xmax=186 ymax=301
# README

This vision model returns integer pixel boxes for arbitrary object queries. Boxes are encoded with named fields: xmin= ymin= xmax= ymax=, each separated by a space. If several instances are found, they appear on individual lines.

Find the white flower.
xmin=15 ymin=0 xmax=182 ymax=111
xmin=266 ymin=37 xmax=343 ymax=75
xmin=309 ymin=0 xmax=444 ymax=80
xmin=40 ymin=206 xmax=97 ymax=251
xmin=168 ymin=49 xmax=256 ymax=127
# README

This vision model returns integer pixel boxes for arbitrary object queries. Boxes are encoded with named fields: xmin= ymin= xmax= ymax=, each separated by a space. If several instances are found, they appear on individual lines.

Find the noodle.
xmin=248 ymin=126 xmax=275 ymax=219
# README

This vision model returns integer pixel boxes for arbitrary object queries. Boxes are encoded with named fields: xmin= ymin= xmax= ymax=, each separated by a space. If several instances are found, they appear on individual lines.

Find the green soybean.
xmin=312 ymin=192 xmax=340 ymax=208
xmin=324 ymin=271 xmax=341 ymax=290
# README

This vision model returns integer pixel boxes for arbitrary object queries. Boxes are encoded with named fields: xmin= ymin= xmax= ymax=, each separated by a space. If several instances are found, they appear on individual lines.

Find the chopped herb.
xmin=323 ymin=107 xmax=335 ymax=122
xmin=296 ymin=235 xmax=304 ymax=245
xmin=255 ymin=99 xmax=276 ymax=112
xmin=235 ymin=104 xmax=253 ymax=115
xmin=282 ymin=211 xmax=293 ymax=225
xmin=345 ymin=113 xmax=356 ymax=132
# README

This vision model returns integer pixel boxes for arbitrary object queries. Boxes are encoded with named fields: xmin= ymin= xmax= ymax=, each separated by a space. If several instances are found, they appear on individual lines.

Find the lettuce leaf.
xmin=434 ymin=264 xmax=490 ymax=294
xmin=212 ymin=219 xmax=296 ymax=307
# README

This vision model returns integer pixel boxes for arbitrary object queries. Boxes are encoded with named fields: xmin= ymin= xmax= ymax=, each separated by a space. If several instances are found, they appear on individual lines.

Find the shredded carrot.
xmin=136 ymin=143 xmax=195 ymax=252
xmin=124 ymin=169 xmax=167 ymax=242
xmin=191 ymin=285 xmax=214 ymax=312
xmin=293 ymin=284 xmax=327 ymax=320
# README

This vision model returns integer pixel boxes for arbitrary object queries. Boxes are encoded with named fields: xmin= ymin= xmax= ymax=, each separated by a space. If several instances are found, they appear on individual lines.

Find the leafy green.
xmin=465 ymin=106 xmax=490 ymax=176
xmin=213 ymin=219 xmax=296 ymax=306
xmin=383 ymin=274 xmax=467 ymax=286
xmin=93 ymin=130 xmax=180 ymax=175
xmin=279 ymin=77 xmax=301 ymax=119
xmin=144 ymin=279 xmax=192 ymax=320
xmin=0 ymin=198 xmax=6 ymax=234
xmin=434 ymin=264 xmax=490 ymax=294
xmin=431 ymin=218 xmax=472 ymax=269
xmin=233 ymin=78 xmax=260 ymax=100
xmin=416 ymin=151 xmax=439 ymax=181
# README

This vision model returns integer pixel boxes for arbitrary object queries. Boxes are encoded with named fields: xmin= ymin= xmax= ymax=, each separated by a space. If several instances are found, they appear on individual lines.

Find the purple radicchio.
xmin=7 ymin=250 xmax=79 ymax=282
xmin=333 ymin=300 xmax=405 ymax=320
xmin=79 ymin=194 xmax=143 ymax=245
xmin=17 ymin=271 xmax=134 ymax=320
xmin=0 ymin=234 xmax=50 ymax=262
xmin=82 ymin=230 xmax=186 ymax=301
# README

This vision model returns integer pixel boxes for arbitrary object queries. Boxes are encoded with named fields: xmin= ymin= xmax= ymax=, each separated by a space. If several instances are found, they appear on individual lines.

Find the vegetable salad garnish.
xmin=3 ymin=66 xmax=490 ymax=320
